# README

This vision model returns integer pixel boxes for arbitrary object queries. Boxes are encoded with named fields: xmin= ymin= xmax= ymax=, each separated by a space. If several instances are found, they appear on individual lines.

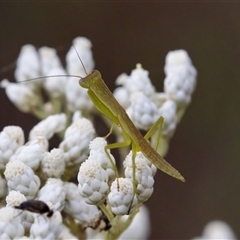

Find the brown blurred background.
xmin=1 ymin=2 xmax=240 ymax=239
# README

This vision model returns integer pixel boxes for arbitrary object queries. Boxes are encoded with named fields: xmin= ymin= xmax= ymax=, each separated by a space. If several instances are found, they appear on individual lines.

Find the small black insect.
xmin=14 ymin=200 xmax=53 ymax=217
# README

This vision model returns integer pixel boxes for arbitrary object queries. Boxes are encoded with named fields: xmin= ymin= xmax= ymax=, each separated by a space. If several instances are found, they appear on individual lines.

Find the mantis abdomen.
xmin=138 ymin=138 xmax=185 ymax=182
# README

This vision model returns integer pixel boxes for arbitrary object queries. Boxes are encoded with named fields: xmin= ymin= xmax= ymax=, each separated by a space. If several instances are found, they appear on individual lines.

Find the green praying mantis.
xmin=79 ymin=69 xmax=185 ymax=182
xmin=20 ymin=47 xmax=185 ymax=183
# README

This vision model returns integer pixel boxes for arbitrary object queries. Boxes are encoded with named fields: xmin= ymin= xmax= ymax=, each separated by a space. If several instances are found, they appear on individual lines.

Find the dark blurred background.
xmin=1 ymin=2 xmax=240 ymax=239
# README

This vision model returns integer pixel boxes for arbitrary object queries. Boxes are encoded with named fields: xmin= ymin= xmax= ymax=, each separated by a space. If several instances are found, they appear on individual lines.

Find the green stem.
xmin=106 ymin=205 xmax=140 ymax=240
xmin=99 ymin=203 xmax=114 ymax=222
xmin=63 ymin=214 xmax=86 ymax=240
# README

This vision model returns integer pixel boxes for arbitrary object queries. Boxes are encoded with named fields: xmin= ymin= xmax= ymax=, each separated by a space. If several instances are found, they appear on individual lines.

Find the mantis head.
xmin=79 ymin=70 xmax=102 ymax=89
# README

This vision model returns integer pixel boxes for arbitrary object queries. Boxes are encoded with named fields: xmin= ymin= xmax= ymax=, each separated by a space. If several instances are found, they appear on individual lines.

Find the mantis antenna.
xmin=20 ymin=44 xmax=88 ymax=83
xmin=72 ymin=45 xmax=89 ymax=76
xmin=19 ymin=74 xmax=82 ymax=83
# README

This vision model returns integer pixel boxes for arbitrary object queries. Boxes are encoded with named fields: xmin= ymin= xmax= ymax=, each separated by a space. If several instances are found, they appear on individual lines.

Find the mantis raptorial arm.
xmin=87 ymin=88 xmax=119 ymax=124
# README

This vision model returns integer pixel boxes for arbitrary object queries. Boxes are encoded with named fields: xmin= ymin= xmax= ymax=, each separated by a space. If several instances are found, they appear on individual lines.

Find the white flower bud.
xmin=0 ymin=126 xmax=24 ymax=171
xmin=158 ymin=100 xmax=178 ymax=138
xmin=115 ymin=73 xmax=128 ymax=87
xmin=64 ymin=182 xmax=102 ymax=227
xmin=41 ymin=148 xmax=65 ymax=178
xmin=4 ymin=161 xmax=40 ymax=199
xmin=38 ymin=178 xmax=66 ymax=212
xmin=72 ymin=110 xmax=82 ymax=122
xmin=29 ymin=113 xmax=66 ymax=140
xmin=6 ymin=190 xmax=27 ymax=207
xmin=30 ymin=211 xmax=62 ymax=240
xmin=65 ymin=37 xmax=94 ymax=113
xmin=1 ymin=79 xmax=40 ymax=112
xmin=116 ymin=64 xmax=155 ymax=100
xmin=10 ymin=137 xmax=46 ymax=171
xmin=89 ymin=137 xmax=116 ymax=182
xmin=108 ymin=178 xmax=138 ymax=215
xmin=65 ymin=76 xmax=94 ymax=113
xmin=164 ymin=49 xmax=194 ymax=75
xmin=124 ymin=152 xmax=155 ymax=203
xmin=78 ymin=159 xmax=109 ymax=205
xmin=191 ymin=221 xmax=237 ymax=240
xmin=127 ymin=92 xmax=159 ymax=130
xmin=43 ymin=66 xmax=67 ymax=98
xmin=6 ymin=190 xmax=34 ymax=232
xmin=113 ymin=86 xmax=130 ymax=110
xmin=38 ymin=46 xmax=62 ymax=76
xmin=202 ymin=221 xmax=236 ymax=239
xmin=14 ymin=44 xmax=40 ymax=83
xmin=66 ymin=37 xmax=94 ymax=76
xmin=0 ymin=207 xmax=24 ymax=239
xmin=164 ymin=50 xmax=197 ymax=107
xmin=60 ymin=117 xmax=95 ymax=167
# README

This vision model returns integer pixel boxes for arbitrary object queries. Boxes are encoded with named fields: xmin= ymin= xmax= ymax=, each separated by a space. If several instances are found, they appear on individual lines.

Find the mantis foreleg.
xmin=87 ymin=89 xmax=119 ymax=124
xmin=104 ymin=129 xmax=132 ymax=177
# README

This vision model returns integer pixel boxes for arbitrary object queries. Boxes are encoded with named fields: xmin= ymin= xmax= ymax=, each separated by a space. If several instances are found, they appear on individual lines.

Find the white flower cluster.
xmin=0 ymin=37 xmax=197 ymax=239
xmin=114 ymin=51 xmax=197 ymax=156
xmin=0 ymin=113 xmax=98 ymax=239
xmin=1 ymin=36 xmax=94 ymax=119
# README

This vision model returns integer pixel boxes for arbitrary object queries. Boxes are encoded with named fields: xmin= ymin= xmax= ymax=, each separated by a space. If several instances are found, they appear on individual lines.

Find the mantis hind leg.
xmin=144 ymin=116 xmax=164 ymax=151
